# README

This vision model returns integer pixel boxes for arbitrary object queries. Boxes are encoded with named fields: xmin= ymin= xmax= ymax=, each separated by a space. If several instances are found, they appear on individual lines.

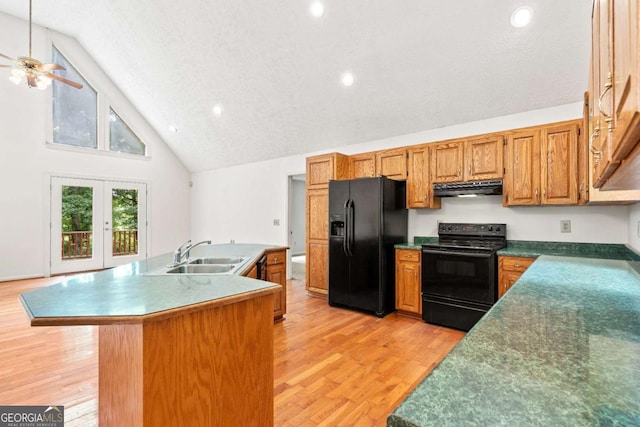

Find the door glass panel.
xmin=61 ymin=185 xmax=94 ymax=260
xmin=111 ymin=188 xmax=139 ymax=257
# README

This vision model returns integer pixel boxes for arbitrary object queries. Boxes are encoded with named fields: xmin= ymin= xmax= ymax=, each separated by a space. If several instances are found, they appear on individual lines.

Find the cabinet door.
xmin=376 ymin=148 xmax=408 ymax=180
xmin=350 ymin=153 xmax=376 ymax=178
xmin=464 ymin=135 xmax=504 ymax=181
xmin=406 ymin=145 xmax=441 ymax=209
xmin=306 ymin=189 xmax=328 ymax=241
xmin=306 ymin=153 xmax=349 ymax=189
xmin=498 ymin=271 xmax=522 ymax=298
xmin=591 ymin=0 xmax=621 ymax=187
xmin=610 ymin=0 xmax=640 ymax=162
xmin=503 ymin=130 xmax=540 ymax=206
xmin=267 ymin=263 xmax=286 ymax=317
xmin=541 ymin=123 xmax=579 ymax=205
xmin=395 ymin=250 xmax=421 ymax=316
xmin=431 ymin=141 xmax=464 ymax=183
xmin=306 ymin=242 xmax=328 ymax=294
xmin=306 ymin=189 xmax=328 ymax=295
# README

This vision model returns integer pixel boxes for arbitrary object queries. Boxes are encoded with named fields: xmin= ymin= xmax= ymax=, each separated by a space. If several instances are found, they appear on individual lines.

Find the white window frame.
xmin=44 ymin=36 xmax=150 ymax=160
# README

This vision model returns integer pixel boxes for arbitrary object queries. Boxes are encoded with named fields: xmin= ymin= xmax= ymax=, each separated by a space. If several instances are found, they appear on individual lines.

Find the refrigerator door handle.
xmin=348 ymin=199 xmax=355 ymax=256
xmin=343 ymin=200 xmax=350 ymax=256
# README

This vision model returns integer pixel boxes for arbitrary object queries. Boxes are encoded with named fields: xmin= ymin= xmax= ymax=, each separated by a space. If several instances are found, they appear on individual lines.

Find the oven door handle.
xmin=422 ymin=249 xmax=493 ymax=258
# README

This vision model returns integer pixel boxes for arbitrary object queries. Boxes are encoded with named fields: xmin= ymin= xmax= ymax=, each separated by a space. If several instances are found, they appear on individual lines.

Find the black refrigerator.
xmin=328 ymin=176 xmax=408 ymax=317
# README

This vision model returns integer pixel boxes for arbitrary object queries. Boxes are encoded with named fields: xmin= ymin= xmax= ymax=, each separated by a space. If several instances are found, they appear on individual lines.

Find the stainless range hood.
xmin=433 ymin=180 xmax=503 ymax=197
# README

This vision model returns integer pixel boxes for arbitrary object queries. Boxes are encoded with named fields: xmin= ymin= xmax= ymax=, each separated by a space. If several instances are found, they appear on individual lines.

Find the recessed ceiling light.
xmin=169 ymin=125 xmax=178 ymax=133
xmin=510 ymin=6 xmax=533 ymax=28
xmin=341 ymin=72 xmax=355 ymax=87
xmin=310 ymin=2 xmax=325 ymax=18
xmin=212 ymin=105 xmax=223 ymax=117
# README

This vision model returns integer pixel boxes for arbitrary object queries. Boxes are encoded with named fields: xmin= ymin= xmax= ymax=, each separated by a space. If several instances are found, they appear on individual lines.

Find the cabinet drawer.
xmin=500 ymin=256 xmax=535 ymax=272
xmin=396 ymin=249 xmax=420 ymax=262
xmin=267 ymin=251 xmax=285 ymax=265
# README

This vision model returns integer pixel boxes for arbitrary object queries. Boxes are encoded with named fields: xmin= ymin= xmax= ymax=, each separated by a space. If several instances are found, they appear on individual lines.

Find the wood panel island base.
xmin=99 ymin=293 xmax=274 ymax=426
xmin=19 ymin=243 xmax=284 ymax=427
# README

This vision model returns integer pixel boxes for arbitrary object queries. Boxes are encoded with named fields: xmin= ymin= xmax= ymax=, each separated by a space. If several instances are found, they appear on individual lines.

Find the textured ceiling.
xmin=0 ymin=1 xmax=592 ymax=172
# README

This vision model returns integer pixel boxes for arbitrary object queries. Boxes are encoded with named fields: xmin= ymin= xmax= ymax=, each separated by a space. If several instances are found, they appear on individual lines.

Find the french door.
xmin=50 ymin=177 xmax=147 ymax=275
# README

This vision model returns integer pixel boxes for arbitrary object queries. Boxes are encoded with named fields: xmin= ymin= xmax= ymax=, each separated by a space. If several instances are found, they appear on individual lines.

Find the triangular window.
xmin=52 ymin=46 xmax=97 ymax=148
xmin=109 ymin=108 xmax=146 ymax=155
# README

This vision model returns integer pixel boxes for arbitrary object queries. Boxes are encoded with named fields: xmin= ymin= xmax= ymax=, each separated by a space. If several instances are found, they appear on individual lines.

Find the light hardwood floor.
xmin=0 ymin=276 xmax=464 ymax=426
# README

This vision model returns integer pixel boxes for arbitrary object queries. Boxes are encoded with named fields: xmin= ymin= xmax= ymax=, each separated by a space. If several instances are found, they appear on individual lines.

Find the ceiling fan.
xmin=0 ymin=0 xmax=82 ymax=90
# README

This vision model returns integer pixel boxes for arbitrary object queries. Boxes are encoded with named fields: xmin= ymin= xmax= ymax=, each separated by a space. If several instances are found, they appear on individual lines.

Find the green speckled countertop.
xmin=387 ymin=255 xmax=640 ymax=426
xmin=497 ymin=240 xmax=639 ymax=260
xmin=20 ymin=243 xmax=282 ymax=325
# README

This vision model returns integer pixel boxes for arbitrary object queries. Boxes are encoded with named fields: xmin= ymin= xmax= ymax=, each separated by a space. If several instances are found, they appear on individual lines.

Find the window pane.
xmin=52 ymin=46 xmax=97 ymax=148
xmin=61 ymin=185 xmax=93 ymax=260
xmin=111 ymin=188 xmax=139 ymax=257
xmin=109 ymin=108 xmax=146 ymax=155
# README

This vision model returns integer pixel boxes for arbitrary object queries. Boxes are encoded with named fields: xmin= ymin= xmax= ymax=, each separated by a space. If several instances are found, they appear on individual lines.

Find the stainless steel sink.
xmin=189 ymin=257 xmax=246 ymax=265
xmin=166 ymin=264 xmax=235 ymax=274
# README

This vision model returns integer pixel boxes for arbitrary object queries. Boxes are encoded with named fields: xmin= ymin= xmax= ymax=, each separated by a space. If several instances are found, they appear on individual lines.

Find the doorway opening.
xmin=288 ymin=173 xmax=306 ymax=281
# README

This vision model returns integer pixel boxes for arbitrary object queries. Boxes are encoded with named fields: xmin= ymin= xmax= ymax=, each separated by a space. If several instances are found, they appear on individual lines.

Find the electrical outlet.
xmin=560 ymin=220 xmax=571 ymax=233
xmin=273 ymin=219 xmax=280 ymax=226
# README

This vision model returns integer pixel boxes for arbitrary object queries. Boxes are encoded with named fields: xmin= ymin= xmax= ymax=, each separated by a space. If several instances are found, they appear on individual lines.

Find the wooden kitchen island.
xmin=20 ymin=244 xmax=282 ymax=426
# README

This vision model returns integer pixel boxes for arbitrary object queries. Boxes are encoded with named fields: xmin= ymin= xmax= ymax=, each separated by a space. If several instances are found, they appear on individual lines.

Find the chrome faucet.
xmin=169 ymin=239 xmax=211 ymax=267
xmin=182 ymin=240 xmax=212 ymax=262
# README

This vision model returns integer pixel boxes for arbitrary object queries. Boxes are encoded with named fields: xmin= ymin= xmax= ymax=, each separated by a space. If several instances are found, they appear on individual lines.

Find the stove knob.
xmin=488 ymin=226 xmax=493 ymax=231
xmin=448 ymin=226 xmax=452 ymax=231
xmin=496 ymin=226 xmax=501 ymax=232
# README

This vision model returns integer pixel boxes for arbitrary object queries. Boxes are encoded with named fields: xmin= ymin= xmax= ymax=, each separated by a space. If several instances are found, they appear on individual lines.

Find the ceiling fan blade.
xmin=0 ymin=52 xmax=17 ymax=62
xmin=43 ymin=72 xmax=83 ymax=89
xmin=39 ymin=63 xmax=66 ymax=71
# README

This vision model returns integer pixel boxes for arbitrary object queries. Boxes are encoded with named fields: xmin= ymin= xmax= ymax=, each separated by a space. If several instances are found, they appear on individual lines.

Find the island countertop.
xmin=388 ymin=255 xmax=640 ymax=426
xmin=20 ymin=243 xmax=284 ymax=326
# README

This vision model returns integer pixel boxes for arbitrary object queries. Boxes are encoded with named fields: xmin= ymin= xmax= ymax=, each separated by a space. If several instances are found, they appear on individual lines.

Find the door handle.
xmin=343 ymin=200 xmax=350 ymax=257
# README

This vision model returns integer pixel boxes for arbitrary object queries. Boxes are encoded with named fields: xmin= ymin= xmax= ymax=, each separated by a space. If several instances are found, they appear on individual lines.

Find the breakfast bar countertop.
xmin=20 ymin=243 xmax=283 ymax=326
xmin=387 ymin=255 xmax=640 ymax=426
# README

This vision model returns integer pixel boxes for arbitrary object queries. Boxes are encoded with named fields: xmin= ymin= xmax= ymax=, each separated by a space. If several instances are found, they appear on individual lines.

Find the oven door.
xmin=421 ymin=247 xmax=497 ymax=306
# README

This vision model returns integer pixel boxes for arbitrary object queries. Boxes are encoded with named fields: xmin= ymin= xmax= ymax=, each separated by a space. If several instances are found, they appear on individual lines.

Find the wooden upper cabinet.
xmin=306 ymin=153 xmax=349 ymax=189
xmin=504 ymin=120 xmax=580 ymax=206
xmin=541 ymin=123 xmax=579 ymax=205
xmin=349 ymin=152 xmax=376 ymax=179
xmin=376 ymin=148 xmax=408 ymax=180
xmin=503 ymin=129 xmax=541 ymax=206
xmin=465 ymin=135 xmax=504 ymax=181
xmin=589 ymin=0 xmax=640 ymax=191
xmin=431 ymin=141 xmax=464 ymax=183
xmin=406 ymin=145 xmax=440 ymax=209
xmin=431 ymin=136 xmax=502 ymax=183
xmin=608 ymin=0 xmax=640 ymax=163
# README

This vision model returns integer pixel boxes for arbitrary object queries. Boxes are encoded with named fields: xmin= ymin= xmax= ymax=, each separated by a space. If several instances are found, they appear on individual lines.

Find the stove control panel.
xmin=438 ymin=223 xmax=507 ymax=237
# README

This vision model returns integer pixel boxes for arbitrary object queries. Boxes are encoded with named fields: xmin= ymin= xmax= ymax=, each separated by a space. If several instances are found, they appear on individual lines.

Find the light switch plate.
xmin=560 ymin=220 xmax=571 ymax=233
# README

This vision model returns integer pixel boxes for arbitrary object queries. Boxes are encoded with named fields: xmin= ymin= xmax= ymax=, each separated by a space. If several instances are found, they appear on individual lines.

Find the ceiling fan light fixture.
xmin=35 ymin=75 xmax=51 ymax=90
xmin=10 ymin=68 xmax=25 ymax=85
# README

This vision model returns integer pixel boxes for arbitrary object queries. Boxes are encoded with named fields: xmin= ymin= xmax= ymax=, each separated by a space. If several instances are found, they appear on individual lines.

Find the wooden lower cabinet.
xmin=498 ymin=256 xmax=535 ymax=298
xmin=306 ymin=242 xmax=328 ymax=296
xmin=266 ymin=249 xmax=287 ymax=320
xmin=395 ymin=249 xmax=422 ymax=318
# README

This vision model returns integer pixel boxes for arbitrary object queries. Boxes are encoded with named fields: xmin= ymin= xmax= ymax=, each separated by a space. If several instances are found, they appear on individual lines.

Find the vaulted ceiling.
xmin=0 ymin=1 xmax=592 ymax=172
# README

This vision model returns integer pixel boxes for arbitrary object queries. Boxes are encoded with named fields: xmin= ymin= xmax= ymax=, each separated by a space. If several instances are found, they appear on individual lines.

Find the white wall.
xmin=0 ymin=13 xmax=190 ymax=281
xmin=628 ymin=203 xmax=640 ymax=251
xmin=192 ymin=102 xmax=631 ymax=251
